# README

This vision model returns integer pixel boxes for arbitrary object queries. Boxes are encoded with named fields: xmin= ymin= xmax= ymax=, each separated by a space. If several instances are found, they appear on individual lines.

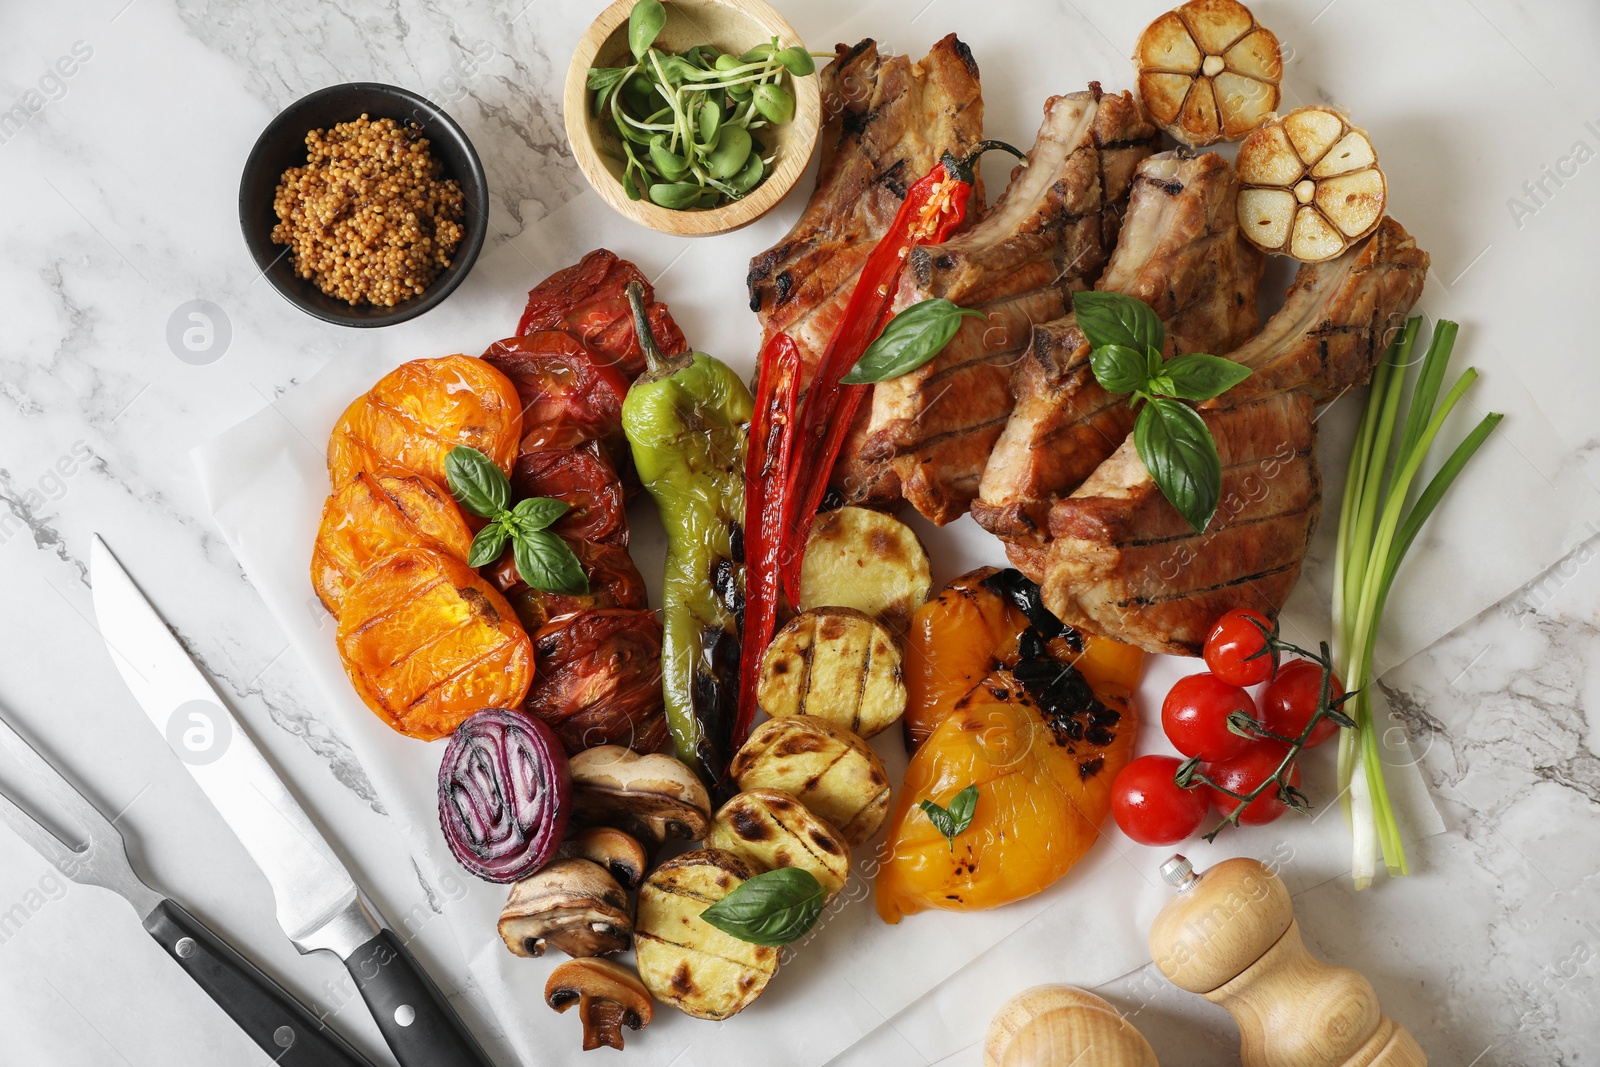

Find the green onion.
xmin=1333 ymin=317 xmax=1502 ymax=889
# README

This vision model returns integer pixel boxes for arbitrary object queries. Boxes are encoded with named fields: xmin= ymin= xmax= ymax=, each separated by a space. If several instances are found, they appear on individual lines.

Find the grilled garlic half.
xmin=1236 ymin=106 xmax=1388 ymax=262
xmin=1134 ymin=0 xmax=1282 ymax=146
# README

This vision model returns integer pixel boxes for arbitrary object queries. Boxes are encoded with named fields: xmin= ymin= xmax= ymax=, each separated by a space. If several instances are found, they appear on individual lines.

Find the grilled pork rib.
xmin=1039 ymin=217 xmax=1430 ymax=655
xmin=747 ymin=36 xmax=985 ymax=391
xmin=850 ymin=87 xmax=1159 ymax=524
xmin=974 ymin=151 xmax=1264 ymax=568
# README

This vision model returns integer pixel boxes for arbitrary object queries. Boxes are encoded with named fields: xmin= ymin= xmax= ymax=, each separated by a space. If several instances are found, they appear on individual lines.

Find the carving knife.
xmin=90 ymin=535 xmax=495 ymax=1067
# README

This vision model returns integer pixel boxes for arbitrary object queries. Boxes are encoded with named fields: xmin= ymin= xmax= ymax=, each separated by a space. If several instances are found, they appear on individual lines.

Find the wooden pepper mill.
xmin=1148 ymin=855 xmax=1426 ymax=1067
xmin=984 ymin=985 xmax=1159 ymax=1067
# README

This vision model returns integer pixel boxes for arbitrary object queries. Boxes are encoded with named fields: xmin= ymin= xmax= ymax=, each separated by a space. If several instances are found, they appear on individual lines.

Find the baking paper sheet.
xmin=193 ymin=0 xmax=1600 ymax=1061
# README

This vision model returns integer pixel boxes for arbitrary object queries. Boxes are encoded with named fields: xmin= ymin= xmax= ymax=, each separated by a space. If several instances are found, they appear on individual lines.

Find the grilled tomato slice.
xmin=311 ymin=469 xmax=473 ymax=616
xmin=490 ymin=540 xmax=649 ymax=632
xmin=327 ymin=354 xmax=522 ymax=488
xmin=876 ymin=568 xmax=1144 ymax=923
xmin=482 ymin=332 xmax=630 ymax=451
xmin=336 ymin=547 xmax=534 ymax=740
xmin=515 ymin=249 xmax=687 ymax=380
xmin=511 ymin=443 xmax=627 ymax=547
xmin=524 ymin=608 xmax=667 ymax=755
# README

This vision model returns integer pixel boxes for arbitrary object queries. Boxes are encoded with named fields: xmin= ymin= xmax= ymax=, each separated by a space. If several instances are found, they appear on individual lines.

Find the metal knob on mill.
xmin=1148 ymin=855 xmax=1426 ymax=1067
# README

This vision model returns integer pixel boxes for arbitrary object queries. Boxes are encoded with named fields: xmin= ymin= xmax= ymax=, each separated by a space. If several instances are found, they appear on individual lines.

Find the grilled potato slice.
xmin=758 ymin=608 xmax=906 ymax=738
xmin=634 ymin=849 xmax=778 ymax=1020
xmin=799 ymin=507 xmax=931 ymax=634
xmin=707 ymin=789 xmax=852 ymax=901
xmin=730 ymin=716 xmax=891 ymax=846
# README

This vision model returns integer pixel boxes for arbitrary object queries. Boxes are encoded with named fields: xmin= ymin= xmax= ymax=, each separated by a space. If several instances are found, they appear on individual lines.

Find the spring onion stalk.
xmin=1333 ymin=317 xmax=1502 ymax=888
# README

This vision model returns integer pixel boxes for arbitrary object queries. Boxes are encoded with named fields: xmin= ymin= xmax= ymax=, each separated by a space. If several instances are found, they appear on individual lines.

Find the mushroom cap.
xmin=545 ymin=957 xmax=653 ymax=1052
xmin=559 ymin=826 xmax=650 ymax=890
xmin=568 ymin=745 xmax=712 ymax=844
xmin=498 ymin=857 xmax=633 ymax=959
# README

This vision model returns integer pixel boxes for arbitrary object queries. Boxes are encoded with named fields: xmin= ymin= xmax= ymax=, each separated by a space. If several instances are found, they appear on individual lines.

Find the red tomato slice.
xmin=515 ymin=249 xmax=687 ymax=380
xmin=512 ymin=445 xmax=627 ymax=547
xmin=482 ymin=332 xmax=630 ymax=450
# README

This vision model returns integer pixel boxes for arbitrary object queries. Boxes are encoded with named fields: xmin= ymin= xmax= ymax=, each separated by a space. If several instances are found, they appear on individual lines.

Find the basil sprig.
xmin=1074 ymin=291 xmax=1252 ymax=532
xmin=700 ymin=867 xmax=826 ymax=947
xmin=445 ymin=446 xmax=589 ymax=596
xmin=841 ymin=298 xmax=988 ymax=384
xmin=919 ymin=783 xmax=978 ymax=851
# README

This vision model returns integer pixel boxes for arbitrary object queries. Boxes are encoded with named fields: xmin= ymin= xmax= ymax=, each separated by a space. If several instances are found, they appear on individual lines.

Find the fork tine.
xmin=0 ymin=784 xmax=84 ymax=871
xmin=0 ymin=710 xmax=118 ymax=845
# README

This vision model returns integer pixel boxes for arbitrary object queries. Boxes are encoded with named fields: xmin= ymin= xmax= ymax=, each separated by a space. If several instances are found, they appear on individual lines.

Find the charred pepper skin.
xmin=621 ymin=283 xmax=754 ymax=786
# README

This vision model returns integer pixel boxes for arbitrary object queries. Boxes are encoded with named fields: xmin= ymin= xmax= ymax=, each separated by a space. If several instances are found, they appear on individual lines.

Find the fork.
xmin=0 ymin=711 xmax=375 ymax=1066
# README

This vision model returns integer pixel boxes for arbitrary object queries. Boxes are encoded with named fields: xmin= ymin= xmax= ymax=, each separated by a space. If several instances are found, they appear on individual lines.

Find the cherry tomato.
xmin=1204 ymin=743 xmax=1301 ymax=826
xmin=1111 ymin=755 xmax=1211 ymax=846
xmin=512 ymin=444 xmax=627 ymax=546
xmin=482 ymin=331 xmax=631 ymax=447
xmin=1203 ymin=607 xmax=1279 ymax=686
xmin=1260 ymin=659 xmax=1344 ymax=747
xmin=1162 ymin=672 xmax=1258 ymax=763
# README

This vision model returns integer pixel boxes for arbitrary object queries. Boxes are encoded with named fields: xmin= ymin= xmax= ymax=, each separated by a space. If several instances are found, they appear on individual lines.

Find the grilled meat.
xmin=747 ymin=36 xmax=985 ymax=391
xmin=851 ymin=87 xmax=1160 ymax=524
xmin=974 ymin=151 xmax=1263 ymax=568
xmin=1038 ymin=217 xmax=1429 ymax=654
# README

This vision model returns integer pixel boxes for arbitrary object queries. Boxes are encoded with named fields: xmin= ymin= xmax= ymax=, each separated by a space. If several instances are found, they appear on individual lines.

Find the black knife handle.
xmin=143 ymin=899 xmax=376 ymax=1067
xmin=344 ymin=928 xmax=495 ymax=1067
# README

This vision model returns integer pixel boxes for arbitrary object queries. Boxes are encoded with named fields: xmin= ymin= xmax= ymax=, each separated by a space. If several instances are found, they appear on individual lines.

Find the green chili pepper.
xmin=621 ymin=282 xmax=754 ymax=785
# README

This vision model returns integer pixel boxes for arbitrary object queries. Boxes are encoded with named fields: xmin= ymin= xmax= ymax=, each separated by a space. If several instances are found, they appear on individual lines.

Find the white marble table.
xmin=1 ymin=0 xmax=1597 ymax=1064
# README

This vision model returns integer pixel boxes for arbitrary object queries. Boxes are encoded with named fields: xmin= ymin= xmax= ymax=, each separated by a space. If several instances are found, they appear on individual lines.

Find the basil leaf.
xmin=918 ymin=783 xmax=979 ymax=851
xmin=628 ymin=0 xmax=665 ymax=59
xmin=446 ymin=446 xmax=509 ymax=518
xmin=700 ymin=868 xmax=826 ymax=947
xmin=841 ymin=299 xmax=987 ymax=384
xmin=1136 ymin=396 xmax=1221 ymax=533
xmin=1156 ymin=353 xmax=1253 ymax=402
xmin=1073 ymin=290 xmax=1163 ymax=355
xmin=511 ymin=496 xmax=570 ymax=532
xmin=467 ymin=522 xmax=511 ymax=568
xmin=1146 ymin=344 xmax=1165 ymax=379
xmin=513 ymin=529 xmax=588 ymax=595
xmin=1088 ymin=343 xmax=1151 ymax=395
xmin=587 ymin=66 xmax=628 ymax=95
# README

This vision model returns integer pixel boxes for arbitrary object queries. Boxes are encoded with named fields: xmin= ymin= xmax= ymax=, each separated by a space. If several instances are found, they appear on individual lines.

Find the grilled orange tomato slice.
xmin=327 ymin=354 xmax=522 ymax=488
xmin=336 ymin=547 xmax=534 ymax=740
xmin=311 ymin=468 xmax=474 ymax=615
xmin=876 ymin=568 xmax=1144 ymax=923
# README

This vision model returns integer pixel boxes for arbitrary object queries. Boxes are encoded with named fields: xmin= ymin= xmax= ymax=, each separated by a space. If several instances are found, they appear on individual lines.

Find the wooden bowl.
xmin=564 ymin=0 xmax=821 ymax=237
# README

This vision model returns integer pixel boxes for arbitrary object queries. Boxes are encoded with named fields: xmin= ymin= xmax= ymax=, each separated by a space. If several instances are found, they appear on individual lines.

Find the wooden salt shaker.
xmin=1148 ymin=855 xmax=1426 ymax=1067
xmin=984 ymin=985 xmax=1159 ymax=1067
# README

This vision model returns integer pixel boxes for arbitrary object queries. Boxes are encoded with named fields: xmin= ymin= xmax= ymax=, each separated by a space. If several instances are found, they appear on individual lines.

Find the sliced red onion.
xmin=438 ymin=708 xmax=571 ymax=883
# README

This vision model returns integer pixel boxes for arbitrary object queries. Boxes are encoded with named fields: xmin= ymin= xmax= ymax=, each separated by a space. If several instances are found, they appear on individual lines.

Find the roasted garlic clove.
xmin=498 ymin=858 xmax=633 ymax=959
xmin=545 ymin=957 xmax=653 ymax=1052
xmin=1236 ymin=106 xmax=1387 ymax=262
xmin=1134 ymin=0 xmax=1282 ymax=146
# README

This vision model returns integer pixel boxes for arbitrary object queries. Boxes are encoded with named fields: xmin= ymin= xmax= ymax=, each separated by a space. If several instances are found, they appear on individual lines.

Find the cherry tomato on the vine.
xmin=1260 ymin=659 xmax=1344 ymax=747
xmin=1203 ymin=607 xmax=1279 ymax=686
xmin=1162 ymin=672 xmax=1258 ymax=763
xmin=1111 ymin=755 xmax=1211 ymax=846
xmin=1204 ymin=743 xmax=1301 ymax=826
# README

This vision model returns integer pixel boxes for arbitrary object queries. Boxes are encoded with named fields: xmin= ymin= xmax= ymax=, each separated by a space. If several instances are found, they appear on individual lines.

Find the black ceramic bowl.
xmin=239 ymin=82 xmax=489 ymax=328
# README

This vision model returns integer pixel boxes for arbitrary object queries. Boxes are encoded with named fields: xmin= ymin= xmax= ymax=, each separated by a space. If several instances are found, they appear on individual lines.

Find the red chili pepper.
xmin=777 ymin=142 xmax=1020 ymax=602
xmin=735 ymin=331 xmax=802 ymax=755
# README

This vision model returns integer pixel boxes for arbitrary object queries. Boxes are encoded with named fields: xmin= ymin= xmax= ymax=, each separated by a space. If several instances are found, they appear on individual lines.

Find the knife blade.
xmin=90 ymin=535 xmax=496 ymax=1067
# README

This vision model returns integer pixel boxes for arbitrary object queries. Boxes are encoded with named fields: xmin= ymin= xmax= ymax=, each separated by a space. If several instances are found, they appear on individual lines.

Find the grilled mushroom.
xmin=498 ymin=858 xmax=632 ymax=959
xmin=559 ymin=826 xmax=649 ymax=890
xmin=545 ymin=957 xmax=654 ymax=1052
xmin=568 ymin=745 xmax=712 ymax=845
